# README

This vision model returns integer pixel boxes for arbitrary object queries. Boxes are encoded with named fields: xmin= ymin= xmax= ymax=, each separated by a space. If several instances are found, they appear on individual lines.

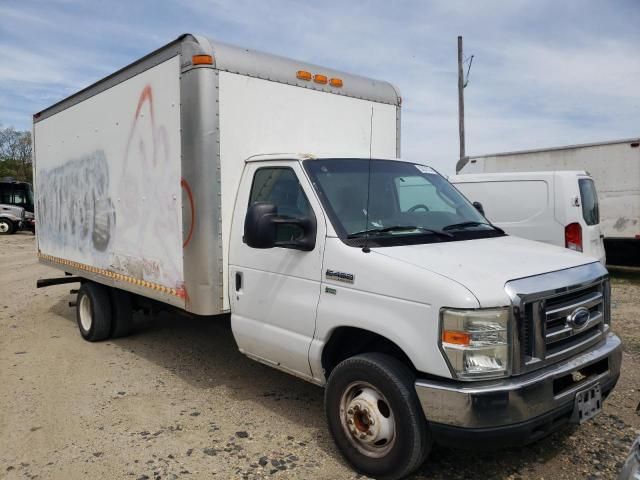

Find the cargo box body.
xmin=34 ymin=34 xmax=401 ymax=315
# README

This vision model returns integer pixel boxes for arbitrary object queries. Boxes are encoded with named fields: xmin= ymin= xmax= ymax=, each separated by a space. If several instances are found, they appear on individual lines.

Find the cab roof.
xmin=244 ymin=153 xmax=402 ymax=163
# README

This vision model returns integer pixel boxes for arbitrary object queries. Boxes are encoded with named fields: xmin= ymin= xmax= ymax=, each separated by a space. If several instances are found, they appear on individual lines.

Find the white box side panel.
xmin=463 ymin=143 xmax=640 ymax=239
xmin=34 ymin=56 xmax=184 ymax=292
xmin=218 ymin=72 xmax=397 ymax=309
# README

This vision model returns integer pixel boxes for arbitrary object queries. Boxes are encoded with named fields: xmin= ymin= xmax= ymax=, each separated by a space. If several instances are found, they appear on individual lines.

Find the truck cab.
xmin=0 ymin=178 xmax=35 ymax=232
xmin=0 ymin=178 xmax=34 ymax=213
xmin=230 ymin=154 xmax=621 ymax=478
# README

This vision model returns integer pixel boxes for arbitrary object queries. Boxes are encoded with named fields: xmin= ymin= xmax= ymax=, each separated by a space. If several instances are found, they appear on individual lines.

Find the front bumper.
xmin=415 ymin=333 xmax=622 ymax=448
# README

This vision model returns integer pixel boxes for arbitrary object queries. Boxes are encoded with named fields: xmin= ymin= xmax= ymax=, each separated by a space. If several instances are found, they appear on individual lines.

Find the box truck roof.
xmin=34 ymin=33 xmax=401 ymax=123
xmin=457 ymin=137 xmax=640 ymax=173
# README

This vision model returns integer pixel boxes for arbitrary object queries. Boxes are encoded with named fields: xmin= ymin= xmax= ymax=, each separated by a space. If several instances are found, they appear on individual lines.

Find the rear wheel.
xmin=76 ymin=282 xmax=112 ymax=342
xmin=0 ymin=218 xmax=15 ymax=235
xmin=109 ymin=288 xmax=133 ymax=338
xmin=325 ymin=353 xmax=431 ymax=480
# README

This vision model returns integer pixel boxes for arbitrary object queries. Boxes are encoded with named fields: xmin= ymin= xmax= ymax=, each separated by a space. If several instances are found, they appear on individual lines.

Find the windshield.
xmin=304 ymin=159 xmax=504 ymax=247
xmin=0 ymin=182 xmax=33 ymax=212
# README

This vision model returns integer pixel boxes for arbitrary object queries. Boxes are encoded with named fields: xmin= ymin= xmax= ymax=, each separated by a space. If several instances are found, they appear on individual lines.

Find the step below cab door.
xmin=228 ymin=160 xmax=325 ymax=380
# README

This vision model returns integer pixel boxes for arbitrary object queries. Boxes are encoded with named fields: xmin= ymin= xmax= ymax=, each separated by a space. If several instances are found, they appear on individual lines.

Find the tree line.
xmin=0 ymin=125 xmax=33 ymax=183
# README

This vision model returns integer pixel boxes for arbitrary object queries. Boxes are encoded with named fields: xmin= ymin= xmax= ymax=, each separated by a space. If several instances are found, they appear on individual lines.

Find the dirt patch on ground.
xmin=1 ymin=233 xmax=639 ymax=479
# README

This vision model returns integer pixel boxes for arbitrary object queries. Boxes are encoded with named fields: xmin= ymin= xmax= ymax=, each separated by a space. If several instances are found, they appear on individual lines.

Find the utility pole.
xmin=457 ymin=35 xmax=465 ymax=162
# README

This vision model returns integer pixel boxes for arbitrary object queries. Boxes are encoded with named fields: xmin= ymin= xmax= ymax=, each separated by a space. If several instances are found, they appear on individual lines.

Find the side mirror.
xmin=472 ymin=201 xmax=485 ymax=216
xmin=244 ymin=202 xmax=316 ymax=251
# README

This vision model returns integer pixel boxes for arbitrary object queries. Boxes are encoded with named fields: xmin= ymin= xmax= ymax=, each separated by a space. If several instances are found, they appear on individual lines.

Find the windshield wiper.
xmin=347 ymin=225 xmax=453 ymax=239
xmin=442 ymin=221 xmax=504 ymax=233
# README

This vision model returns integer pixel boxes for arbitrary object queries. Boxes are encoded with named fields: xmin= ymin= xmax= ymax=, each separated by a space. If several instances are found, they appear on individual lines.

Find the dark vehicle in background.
xmin=0 ymin=204 xmax=26 ymax=235
xmin=0 ymin=177 xmax=35 ymax=233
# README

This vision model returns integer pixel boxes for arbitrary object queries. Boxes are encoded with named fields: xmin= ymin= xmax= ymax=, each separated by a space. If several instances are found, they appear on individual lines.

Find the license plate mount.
xmin=571 ymin=383 xmax=602 ymax=424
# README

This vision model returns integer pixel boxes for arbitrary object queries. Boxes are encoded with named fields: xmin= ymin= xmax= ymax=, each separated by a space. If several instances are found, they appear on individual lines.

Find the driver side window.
xmin=249 ymin=167 xmax=312 ymax=242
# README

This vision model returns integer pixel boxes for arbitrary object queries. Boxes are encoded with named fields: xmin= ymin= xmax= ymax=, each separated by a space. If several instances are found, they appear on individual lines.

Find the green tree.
xmin=0 ymin=125 xmax=32 ymax=182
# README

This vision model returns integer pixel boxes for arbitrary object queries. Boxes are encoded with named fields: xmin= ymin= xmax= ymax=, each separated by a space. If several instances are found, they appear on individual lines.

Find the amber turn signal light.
xmin=442 ymin=330 xmax=471 ymax=346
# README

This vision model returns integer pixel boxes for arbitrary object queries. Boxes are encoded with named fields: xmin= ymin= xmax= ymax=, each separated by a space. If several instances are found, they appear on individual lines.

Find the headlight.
xmin=440 ymin=308 xmax=510 ymax=380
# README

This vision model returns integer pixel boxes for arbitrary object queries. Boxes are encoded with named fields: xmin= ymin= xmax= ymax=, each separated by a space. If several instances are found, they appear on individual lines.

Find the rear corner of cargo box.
xmin=178 ymin=60 xmax=227 ymax=316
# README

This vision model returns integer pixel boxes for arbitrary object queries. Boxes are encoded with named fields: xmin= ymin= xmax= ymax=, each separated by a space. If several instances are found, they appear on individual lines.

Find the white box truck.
xmin=34 ymin=34 xmax=621 ymax=479
xmin=456 ymin=138 xmax=640 ymax=267
xmin=449 ymin=171 xmax=607 ymax=264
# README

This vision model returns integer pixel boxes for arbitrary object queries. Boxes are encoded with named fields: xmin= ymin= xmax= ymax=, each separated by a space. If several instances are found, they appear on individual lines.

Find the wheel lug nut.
xmin=347 ymin=419 xmax=353 ymax=425
xmin=369 ymin=418 xmax=375 ymax=425
xmin=354 ymin=405 xmax=360 ymax=411
xmin=359 ymin=434 xmax=366 ymax=439
xmin=347 ymin=409 xmax=353 ymax=415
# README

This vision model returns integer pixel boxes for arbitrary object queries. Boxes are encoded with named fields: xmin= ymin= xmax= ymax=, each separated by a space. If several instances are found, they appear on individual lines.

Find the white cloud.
xmin=0 ymin=0 xmax=638 ymax=174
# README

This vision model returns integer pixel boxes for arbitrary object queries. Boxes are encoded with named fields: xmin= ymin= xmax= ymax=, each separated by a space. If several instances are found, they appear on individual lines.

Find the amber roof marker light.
xmin=296 ymin=70 xmax=312 ymax=81
xmin=329 ymin=78 xmax=343 ymax=87
xmin=192 ymin=54 xmax=214 ymax=65
xmin=313 ymin=74 xmax=328 ymax=85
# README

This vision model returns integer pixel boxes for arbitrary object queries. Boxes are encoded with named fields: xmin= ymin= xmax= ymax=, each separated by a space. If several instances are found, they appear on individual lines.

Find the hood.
xmin=372 ymin=235 xmax=597 ymax=307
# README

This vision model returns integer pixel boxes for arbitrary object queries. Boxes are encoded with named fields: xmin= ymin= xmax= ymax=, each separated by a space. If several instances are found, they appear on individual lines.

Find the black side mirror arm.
xmin=472 ymin=201 xmax=485 ymax=216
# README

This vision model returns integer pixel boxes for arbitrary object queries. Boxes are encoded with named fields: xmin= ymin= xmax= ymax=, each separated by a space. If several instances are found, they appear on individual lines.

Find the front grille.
xmin=506 ymin=263 xmax=610 ymax=375
xmin=544 ymin=285 xmax=604 ymax=358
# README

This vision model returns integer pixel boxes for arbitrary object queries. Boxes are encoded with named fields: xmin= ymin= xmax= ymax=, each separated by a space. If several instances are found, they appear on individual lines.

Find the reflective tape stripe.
xmin=38 ymin=253 xmax=180 ymax=297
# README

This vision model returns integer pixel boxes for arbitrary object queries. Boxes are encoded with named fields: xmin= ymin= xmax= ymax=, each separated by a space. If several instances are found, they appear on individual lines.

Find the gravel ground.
xmin=1 ymin=232 xmax=639 ymax=480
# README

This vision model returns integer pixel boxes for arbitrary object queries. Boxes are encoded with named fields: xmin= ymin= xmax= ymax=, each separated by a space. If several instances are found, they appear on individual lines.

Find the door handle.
xmin=235 ymin=271 xmax=243 ymax=292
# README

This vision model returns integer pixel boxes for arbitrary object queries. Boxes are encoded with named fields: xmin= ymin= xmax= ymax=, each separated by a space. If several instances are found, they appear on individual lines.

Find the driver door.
xmin=228 ymin=160 xmax=325 ymax=380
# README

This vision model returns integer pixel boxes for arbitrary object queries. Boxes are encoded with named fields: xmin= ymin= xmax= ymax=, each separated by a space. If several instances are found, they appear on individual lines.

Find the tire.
xmin=76 ymin=282 xmax=112 ymax=342
xmin=0 ymin=218 xmax=15 ymax=235
xmin=325 ymin=353 xmax=431 ymax=480
xmin=109 ymin=288 xmax=133 ymax=338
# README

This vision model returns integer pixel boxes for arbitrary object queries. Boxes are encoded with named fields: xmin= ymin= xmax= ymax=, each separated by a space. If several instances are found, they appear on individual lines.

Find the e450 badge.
xmin=325 ymin=269 xmax=354 ymax=284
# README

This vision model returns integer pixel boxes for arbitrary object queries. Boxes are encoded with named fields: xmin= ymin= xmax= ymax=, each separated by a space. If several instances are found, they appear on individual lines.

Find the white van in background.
xmin=449 ymin=171 xmax=606 ymax=264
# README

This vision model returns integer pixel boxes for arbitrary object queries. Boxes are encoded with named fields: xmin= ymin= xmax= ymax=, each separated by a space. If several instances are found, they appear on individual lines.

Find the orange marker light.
xmin=329 ymin=78 xmax=343 ymax=87
xmin=192 ymin=54 xmax=213 ymax=65
xmin=442 ymin=330 xmax=471 ymax=346
xmin=297 ymin=70 xmax=312 ymax=81
xmin=313 ymin=74 xmax=328 ymax=84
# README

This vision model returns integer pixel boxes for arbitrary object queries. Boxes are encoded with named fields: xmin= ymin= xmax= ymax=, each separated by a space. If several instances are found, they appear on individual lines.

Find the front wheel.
xmin=325 ymin=353 xmax=431 ymax=480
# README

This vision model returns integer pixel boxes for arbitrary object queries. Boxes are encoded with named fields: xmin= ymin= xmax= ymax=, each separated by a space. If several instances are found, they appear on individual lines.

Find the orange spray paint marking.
xmin=181 ymin=177 xmax=196 ymax=248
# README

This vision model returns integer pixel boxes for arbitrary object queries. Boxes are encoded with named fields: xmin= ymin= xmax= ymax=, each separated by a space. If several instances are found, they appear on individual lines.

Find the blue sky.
xmin=1 ymin=0 xmax=638 ymax=173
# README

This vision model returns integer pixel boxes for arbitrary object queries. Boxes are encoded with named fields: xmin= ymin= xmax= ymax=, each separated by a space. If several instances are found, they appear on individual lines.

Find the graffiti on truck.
xmin=36 ymin=150 xmax=115 ymax=255
xmin=110 ymin=84 xmax=182 ymax=287
xmin=37 ymin=83 xmax=184 ymax=289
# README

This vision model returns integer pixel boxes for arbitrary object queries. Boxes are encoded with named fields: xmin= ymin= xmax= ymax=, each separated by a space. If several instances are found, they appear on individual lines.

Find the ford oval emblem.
xmin=569 ymin=307 xmax=591 ymax=329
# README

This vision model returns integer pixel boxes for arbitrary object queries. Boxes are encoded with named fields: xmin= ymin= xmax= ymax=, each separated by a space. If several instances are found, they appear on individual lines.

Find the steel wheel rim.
xmin=79 ymin=294 xmax=92 ymax=332
xmin=0 ymin=221 xmax=9 ymax=233
xmin=339 ymin=381 xmax=396 ymax=458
